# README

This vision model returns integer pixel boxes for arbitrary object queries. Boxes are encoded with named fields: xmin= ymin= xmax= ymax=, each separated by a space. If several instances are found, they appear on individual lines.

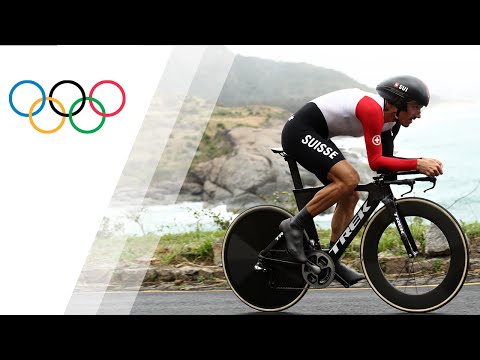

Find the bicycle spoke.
xmin=378 ymin=215 xmax=455 ymax=295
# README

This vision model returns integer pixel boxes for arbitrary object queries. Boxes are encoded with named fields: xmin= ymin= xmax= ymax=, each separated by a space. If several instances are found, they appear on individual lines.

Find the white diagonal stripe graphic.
xmin=65 ymin=46 xmax=235 ymax=315
xmin=65 ymin=45 xmax=209 ymax=314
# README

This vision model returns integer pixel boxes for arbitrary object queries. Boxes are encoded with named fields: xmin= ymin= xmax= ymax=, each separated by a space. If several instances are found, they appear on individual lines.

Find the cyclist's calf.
xmin=331 ymin=191 xmax=361 ymax=244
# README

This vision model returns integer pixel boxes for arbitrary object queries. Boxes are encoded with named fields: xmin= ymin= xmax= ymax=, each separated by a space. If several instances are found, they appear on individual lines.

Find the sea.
xmin=107 ymin=100 xmax=480 ymax=236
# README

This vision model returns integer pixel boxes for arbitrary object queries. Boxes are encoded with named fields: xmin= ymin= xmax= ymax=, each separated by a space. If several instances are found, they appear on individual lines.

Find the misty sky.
xmin=226 ymin=45 xmax=480 ymax=102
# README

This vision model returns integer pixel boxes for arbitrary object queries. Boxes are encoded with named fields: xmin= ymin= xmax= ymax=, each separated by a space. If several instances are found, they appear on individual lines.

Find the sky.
xmin=226 ymin=45 xmax=480 ymax=102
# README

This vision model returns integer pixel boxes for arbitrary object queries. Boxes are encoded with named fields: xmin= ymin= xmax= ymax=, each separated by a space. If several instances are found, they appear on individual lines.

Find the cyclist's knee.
xmin=337 ymin=171 xmax=359 ymax=194
xmin=328 ymin=161 xmax=360 ymax=191
xmin=350 ymin=190 xmax=361 ymax=203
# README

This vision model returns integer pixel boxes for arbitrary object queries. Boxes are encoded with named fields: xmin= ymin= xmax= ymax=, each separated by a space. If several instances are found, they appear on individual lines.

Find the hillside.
xmin=191 ymin=46 xmax=375 ymax=112
xmin=118 ymin=47 xmax=418 ymax=207
xmin=192 ymin=104 xmax=290 ymax=166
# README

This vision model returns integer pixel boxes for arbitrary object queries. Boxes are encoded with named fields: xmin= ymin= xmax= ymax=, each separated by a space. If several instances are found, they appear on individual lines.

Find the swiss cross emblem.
xmin=372 ymin=135 xmax=381 ymax=146
xmin=394 ymin=82 xmax=399 ymax=88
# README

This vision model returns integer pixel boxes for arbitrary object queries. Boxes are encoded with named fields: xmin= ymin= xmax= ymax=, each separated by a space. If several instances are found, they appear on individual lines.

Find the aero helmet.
xmin=376 ymin=75 xmax=430 ymax=111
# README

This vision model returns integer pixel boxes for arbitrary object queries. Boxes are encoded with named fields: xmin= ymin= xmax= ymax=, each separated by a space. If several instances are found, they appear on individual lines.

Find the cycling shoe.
xmin=334 ymin=260 xmax=365 ymax=286
xmin=279 ymin=218 xmax=307 ymax=263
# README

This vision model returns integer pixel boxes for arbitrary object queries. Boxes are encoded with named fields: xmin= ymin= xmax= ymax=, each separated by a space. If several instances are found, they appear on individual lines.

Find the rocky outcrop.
xmin=178 ymin=121 xmax=375 ymax=211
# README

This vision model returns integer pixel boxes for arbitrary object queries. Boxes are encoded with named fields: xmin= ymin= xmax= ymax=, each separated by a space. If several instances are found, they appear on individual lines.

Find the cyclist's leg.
xmin=328 ymin=189 xmax=365 ymax=283
xmin=281 ymin=104 xmax=352 ymax=263
xmin=308 ymin=161 xmax=366 ymax=285
xmin=326 ymin=160 xmax=360 ymax=241
xmin=280 ymin=172 xmax=354 ymax=263
xmin=305 ymin=160 xmax=359 ymax=217
xmin=330 ymin=189 xmax=360 ymax=244
xmin=281 ymin=160 xmax=365 ymax=285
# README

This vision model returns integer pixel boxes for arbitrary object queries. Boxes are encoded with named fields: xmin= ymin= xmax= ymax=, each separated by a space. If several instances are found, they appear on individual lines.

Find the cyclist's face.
xmin=407 ymin=101 xmax=424 ymax=115
xmin=398 ymin=101 xmax=423 ymax=127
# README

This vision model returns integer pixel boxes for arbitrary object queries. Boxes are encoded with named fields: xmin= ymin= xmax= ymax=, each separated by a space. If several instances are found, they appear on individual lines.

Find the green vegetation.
xmin=105 ymin=218 xmax=478 ymax=268
xmin=461 ymin=220 xmax=480 ymax=238
xmin=96 ymin=199 xmax=480 ymax=269
xmin=432 ymin=259 xmax=444 ymax=273
xmin=260 ymin=191 xmax=298 ymax=215
xmin=87 ymin=231 xmax=223 ymax=267
xmin=92 ymin=207 xmax=236 ymax=268
xmin=192 ymin=104 xmax=290 ymax=165
xmin=97 ymin=210 xmax=480 ymax=266
xmin=154 ymin=230 xmax=224 ymax=265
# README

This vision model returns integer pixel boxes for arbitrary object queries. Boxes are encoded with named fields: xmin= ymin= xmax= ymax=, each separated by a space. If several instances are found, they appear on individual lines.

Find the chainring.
xmin=302 ymin=250 xmax=336 ymax=289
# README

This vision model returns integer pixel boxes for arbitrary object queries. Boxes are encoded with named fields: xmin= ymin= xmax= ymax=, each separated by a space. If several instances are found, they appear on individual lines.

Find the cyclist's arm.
xmin=381 ymin=122 xmax=414 ymax=160
xmin=381 ymin=121 xmax=400 ymax=157
xmin=356 ymin=96 xmax=418 ymax=172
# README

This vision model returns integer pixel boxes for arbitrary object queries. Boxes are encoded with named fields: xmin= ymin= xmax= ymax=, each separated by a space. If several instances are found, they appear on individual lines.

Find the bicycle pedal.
xmin=308 ymin=239 xmax=321 ymax=251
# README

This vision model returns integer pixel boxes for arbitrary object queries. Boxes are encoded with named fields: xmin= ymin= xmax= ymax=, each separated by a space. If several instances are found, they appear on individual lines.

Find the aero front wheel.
xmin=222 ymin=205 xmax=308 ymax=312
xmin=361 ymin=197 xmax=469 ymax=313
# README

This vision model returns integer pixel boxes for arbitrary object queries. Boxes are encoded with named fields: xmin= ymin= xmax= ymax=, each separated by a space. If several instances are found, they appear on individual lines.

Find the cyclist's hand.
xmin=417 ymin=158 xmax=443 ymax=177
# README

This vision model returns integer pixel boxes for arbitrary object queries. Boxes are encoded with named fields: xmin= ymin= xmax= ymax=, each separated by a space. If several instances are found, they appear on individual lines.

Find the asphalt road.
xmin=69 ymin=281 xmax=480 ymax=315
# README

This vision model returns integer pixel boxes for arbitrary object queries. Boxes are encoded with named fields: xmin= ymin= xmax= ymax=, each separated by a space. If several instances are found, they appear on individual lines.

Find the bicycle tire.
xmin=222 ymin=205 xmax=309 ymax=312
xmin=361 ymin=197 xmax=469 ymax=313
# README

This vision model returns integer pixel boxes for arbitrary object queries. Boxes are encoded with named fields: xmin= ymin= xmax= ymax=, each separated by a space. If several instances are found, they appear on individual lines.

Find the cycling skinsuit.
xmin=281 ymin=88 xmax=417 ymax=184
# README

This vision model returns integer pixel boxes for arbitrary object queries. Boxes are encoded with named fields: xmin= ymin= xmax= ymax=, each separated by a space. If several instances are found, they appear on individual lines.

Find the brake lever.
xmin=400 ymin=182 xmax=415 ymax=197
xmin=413 ymin=176 xmax=437 ymax=193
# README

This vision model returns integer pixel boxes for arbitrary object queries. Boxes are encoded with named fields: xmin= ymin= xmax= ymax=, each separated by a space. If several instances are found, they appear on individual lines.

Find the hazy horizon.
xmin=226 ymin=45 xmax=480 ymax=102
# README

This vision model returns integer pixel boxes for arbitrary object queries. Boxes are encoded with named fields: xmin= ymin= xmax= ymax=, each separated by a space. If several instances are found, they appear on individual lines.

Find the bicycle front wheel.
xmin=222 ymin=205 xmax=309 ymax=312
xmin=361 ymin=197 xmax=469 ymax=313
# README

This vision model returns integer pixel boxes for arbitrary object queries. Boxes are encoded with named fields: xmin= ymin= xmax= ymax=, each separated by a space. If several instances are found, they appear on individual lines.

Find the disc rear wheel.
xmin=222 ymin=205 xmax=309 ymax=312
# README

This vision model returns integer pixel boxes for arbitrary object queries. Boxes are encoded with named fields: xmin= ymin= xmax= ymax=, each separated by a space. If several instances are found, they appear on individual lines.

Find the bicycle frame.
xmin=268 ymin=148 xmax=436 ymax=282
xmin=299 ymin=181 xmax=413 ymax=262
xmin=332 ymin=184 xmax=389 ymax=259
xmin=224 ymin=148 xmax=464 ymax=312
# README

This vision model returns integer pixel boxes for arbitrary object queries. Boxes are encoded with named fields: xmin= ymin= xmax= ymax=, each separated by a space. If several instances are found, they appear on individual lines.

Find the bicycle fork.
xmin=383 ymin=196 xmax=419 ymax=258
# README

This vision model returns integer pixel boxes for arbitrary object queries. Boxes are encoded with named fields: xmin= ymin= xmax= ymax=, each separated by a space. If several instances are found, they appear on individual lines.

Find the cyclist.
xmin=280 ymin=75 xmax=443 ymax=285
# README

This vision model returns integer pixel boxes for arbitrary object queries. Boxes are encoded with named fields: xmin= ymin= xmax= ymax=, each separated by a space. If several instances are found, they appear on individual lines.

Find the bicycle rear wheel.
xmin=222 ymin=205 xmax=309 ymax=312
xmin=361 ymin=197 xmax=469 ymax=313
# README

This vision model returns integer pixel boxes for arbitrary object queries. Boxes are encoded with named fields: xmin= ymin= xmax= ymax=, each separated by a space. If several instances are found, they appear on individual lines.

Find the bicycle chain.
xmin=273 ymin=285 xmax=308 ymax=290
xmin=268 ymin=277 xmax=306 ymax=290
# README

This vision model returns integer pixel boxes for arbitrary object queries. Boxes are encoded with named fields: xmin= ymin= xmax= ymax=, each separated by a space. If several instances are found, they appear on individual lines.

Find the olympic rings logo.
xmin=9 ymin=80 xmax=126 ymax=134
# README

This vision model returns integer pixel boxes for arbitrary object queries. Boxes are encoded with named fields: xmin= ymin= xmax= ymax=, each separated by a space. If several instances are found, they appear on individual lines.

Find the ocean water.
xmin=392 ymin=101 xmax=480 ymax=223
xmin=105 ymin=202 xmax=231 ymax=236
xmin=107 ymin=101 xmax=480 ymax=235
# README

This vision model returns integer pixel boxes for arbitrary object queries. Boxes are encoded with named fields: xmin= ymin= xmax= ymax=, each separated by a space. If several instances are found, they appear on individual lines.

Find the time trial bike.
xmin=222 ymin=147 xmax=469 ymax=313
